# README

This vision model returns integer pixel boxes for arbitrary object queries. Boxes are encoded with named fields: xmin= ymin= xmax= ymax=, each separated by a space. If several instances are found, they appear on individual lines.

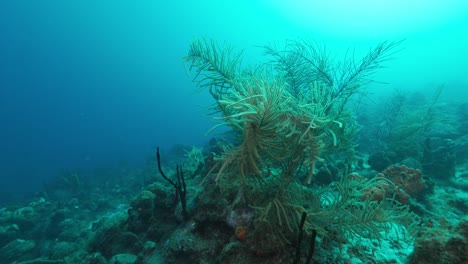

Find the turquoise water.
xmin=0 ymin=1 xmax=467 ymax=263
xmin=1 ymin=0 xmax=467 ymax=200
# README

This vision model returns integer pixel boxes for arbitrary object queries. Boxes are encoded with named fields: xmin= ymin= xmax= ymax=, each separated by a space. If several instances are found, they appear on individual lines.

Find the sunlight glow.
xmin=266 ymin=0 xmax=468 ymax=37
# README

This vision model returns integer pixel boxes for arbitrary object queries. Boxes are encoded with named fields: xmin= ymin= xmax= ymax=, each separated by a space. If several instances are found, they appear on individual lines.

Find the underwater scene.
xmin=0 ymin=1 xmax=467 ymax=263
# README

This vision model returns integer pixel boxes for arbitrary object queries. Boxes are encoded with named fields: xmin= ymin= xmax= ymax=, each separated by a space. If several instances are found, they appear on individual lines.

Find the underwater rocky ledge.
xmin=0 ymin=135 xmax=467 ymax=264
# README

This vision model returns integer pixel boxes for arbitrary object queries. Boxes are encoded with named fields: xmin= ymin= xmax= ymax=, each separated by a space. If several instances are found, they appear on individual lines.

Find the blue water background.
xmin=0 ymin=0 xmax=467 ymax=202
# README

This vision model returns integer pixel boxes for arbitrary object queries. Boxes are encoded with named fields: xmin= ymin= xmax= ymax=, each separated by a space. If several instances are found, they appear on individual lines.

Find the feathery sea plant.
xmin=249 ymin=172 xmax=417 ymax=245
xmin=366 ymin=85 xmax=445 ymax=159
xmin=186 ymin=38 xmax=402 ymax=184
xmin=184 ymin=37 xmax=416 ymax=246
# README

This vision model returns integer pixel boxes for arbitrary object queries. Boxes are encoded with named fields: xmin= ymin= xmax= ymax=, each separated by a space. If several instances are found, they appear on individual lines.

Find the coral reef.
xmin=423 ymin=137 xmax=456 ymax=179
xmin=184 ymin=38 xmax=417 ymax=255
xmin=360 ymin=164 xmax=427 ymax=205
xmin=382 ymin=165 xmax=427 ymax=199
xmin=2 ymin=38 xmax=467 ymax=264
xmin=408 ymin=220 xmax=468 ymax=264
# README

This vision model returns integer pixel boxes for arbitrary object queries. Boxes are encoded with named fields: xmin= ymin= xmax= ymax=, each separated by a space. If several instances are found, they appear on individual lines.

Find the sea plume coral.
xmin=184 ymin=37 xmax=416 ymax=251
